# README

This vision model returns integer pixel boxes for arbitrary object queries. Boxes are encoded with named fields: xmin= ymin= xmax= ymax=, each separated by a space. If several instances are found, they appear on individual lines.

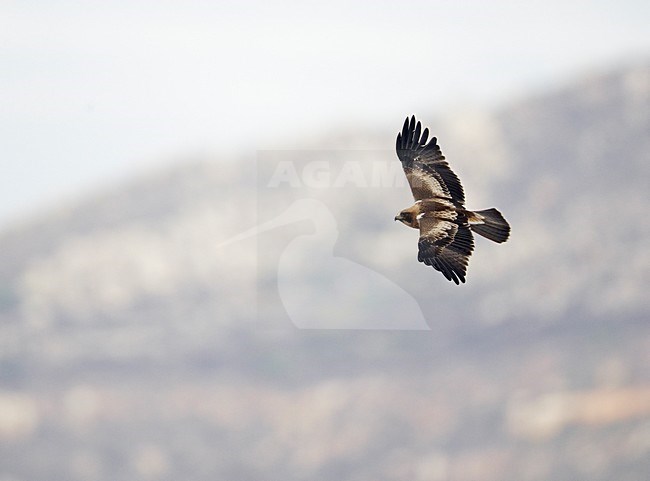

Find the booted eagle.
xmin=395 ymin=115 xmax=510 ymax=284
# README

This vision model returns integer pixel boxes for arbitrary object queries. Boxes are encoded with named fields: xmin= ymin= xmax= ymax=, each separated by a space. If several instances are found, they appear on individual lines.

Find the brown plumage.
xmin=395 ymin=115 xmax=510 ymax=284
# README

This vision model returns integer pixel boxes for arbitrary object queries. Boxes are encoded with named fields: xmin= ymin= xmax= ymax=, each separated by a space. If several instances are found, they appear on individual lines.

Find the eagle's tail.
xmin=467 ymin=208 xmax=510 ymax=243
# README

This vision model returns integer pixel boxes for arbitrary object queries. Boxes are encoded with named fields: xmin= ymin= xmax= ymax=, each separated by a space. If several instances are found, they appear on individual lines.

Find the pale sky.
xmin=2 ymin=0 xmax=649 ymax=228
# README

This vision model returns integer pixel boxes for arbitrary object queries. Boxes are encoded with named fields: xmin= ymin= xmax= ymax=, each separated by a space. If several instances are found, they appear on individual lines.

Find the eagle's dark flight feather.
xmin=396 ymin=116 xmax=465 ymax=206
xmin=417 ymin=212 xmax=474 ymax=285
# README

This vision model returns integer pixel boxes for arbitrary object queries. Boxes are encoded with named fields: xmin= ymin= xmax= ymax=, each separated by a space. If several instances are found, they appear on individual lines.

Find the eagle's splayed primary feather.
xmin=395 ymin=115 xmax=510 ymax=284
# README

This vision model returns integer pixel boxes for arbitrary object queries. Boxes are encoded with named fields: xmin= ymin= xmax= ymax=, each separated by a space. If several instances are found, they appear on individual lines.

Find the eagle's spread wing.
xmin=418 ymin=212 xmax=475 ymax=285
xmin=396 ymin=116 xmax=465 ymax=205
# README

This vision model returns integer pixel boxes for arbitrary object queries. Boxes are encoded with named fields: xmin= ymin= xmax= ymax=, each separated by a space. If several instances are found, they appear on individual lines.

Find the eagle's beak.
xmin=394 ymin=214 xmax=402 ymax=221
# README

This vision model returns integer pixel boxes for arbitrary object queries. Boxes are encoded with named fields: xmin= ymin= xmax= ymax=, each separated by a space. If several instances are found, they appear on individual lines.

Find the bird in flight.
xmin=394 ymin=115 xmax=510 ymax=284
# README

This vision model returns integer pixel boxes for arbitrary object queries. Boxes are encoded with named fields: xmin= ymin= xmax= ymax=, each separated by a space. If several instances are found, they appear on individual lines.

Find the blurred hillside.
xmin=0 ymin=63 xmax=649 ymax=481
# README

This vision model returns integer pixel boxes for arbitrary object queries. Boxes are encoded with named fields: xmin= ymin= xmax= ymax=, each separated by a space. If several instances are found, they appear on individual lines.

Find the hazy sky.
xmin=2 ymin=0 xmax=649 ymax=228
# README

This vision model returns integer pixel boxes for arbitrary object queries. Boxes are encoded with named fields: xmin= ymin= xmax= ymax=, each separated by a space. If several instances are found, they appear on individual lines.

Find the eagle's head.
xmin=395 ymin=208 xmax=420 ymax=229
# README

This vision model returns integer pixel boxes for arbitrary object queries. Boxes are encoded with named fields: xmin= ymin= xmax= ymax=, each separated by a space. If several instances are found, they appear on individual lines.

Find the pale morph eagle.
xmin=394 ymin=115 xmax=510 ymax=284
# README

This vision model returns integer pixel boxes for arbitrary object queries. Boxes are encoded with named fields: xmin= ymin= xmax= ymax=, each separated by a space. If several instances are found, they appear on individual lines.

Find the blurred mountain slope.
xmin=0 ymin=62 xmax=649 ymax=481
